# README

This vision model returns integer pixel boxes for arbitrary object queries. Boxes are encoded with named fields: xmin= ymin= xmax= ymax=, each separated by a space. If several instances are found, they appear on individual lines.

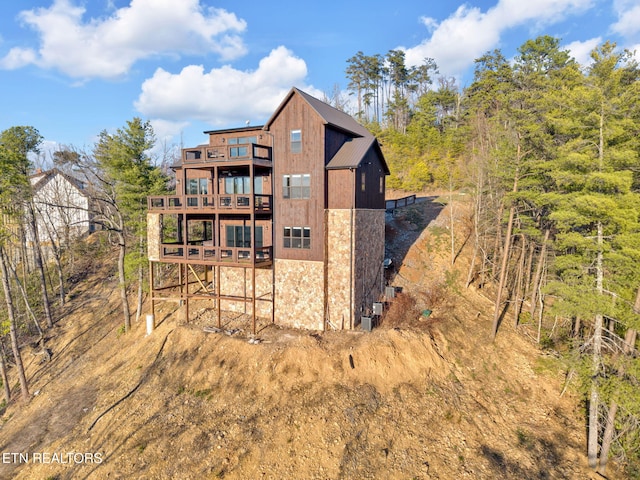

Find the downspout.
xmin=349 ymin=167 xmax=355 ymax=330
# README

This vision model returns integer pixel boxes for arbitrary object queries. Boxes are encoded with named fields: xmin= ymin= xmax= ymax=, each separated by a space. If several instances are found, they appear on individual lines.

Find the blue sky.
xmin=0 ymin=0 xmax=639 ymax=164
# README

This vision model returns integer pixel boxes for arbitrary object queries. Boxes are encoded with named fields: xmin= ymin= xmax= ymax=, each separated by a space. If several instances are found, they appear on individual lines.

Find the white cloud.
xmin=134 ymin=46 xmax=318 ymax=128
xmin=404 ymin=0 xmax=595 ymax=78
xmin=564 ymin=37 xmax=602 ymax=67
xmin=611 ymin=0 xmax=640 ymax=40
xmin=0 ymin=0 xmax=247 ymax=79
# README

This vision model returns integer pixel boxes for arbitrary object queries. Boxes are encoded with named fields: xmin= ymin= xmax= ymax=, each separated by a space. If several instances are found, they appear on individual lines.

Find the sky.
xmin=0 ymin=0 xmax=639 ymax=164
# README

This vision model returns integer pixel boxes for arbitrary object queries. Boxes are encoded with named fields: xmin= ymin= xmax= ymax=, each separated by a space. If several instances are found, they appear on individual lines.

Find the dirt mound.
xmin=0 ymin=197 xmax=602 ymax=479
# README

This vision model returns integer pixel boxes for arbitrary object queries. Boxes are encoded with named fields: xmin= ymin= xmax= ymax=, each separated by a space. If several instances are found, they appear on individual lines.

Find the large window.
xmin=225 ymin=225 xmax=263 ymax=248
xmin=187 ymin=178 xmax=209 ymax=195
xmin=283 ymin=226 xmax=310 ymax=249
xmin=290 ymin=129 xmax=302 ymax=153
xmin=223 ymin=176 xmax=263 ymax=195
xmin=282 ymin=174 xmax=310 ymax=199
xmin=228 ymin=136 xmax=257 ymax=158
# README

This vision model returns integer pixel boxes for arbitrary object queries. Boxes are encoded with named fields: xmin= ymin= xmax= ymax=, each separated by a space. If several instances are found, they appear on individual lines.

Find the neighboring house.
xmin=147 ymin=87 xmax=389 ymax=331
xmin=29 ymin=168 xmax=93 ymax=255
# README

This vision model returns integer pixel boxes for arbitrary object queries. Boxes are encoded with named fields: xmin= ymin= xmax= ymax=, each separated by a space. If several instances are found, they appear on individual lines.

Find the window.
xmin=224 ymin=176 xmax=251 ymax=194
xmin=230 ymin=146 xmax=248 ymax=157
xmin=290 ymin=129 xmax=302 ymax=153
xmin=379 ymin=176 xmax=384 ymax=194
xmin=225 ymin=225 xmax=263 ymax=248
xmin=187 ymin=178 xmax=209 ymax=195
xmin=283 ymin=174 xmax=310 ymax=199
xmin=361 ymin=171 xmax=366 ymax=192
xmin=228 ymin=136 xmax=257 ymax=156
xmin=228 ymin=136 xmax=257 ymax=145
xmin=283 ymin=226 xmax=310 ymax=249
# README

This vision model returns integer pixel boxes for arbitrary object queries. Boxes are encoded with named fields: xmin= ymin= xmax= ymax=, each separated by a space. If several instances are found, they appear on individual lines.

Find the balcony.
xmin=183 ymin=143 xmax=272 ymax=164
xmin=148 ymin=194 xmax=272 ymax=214
xmin=160 ymin=244 xmax=273 ymax=266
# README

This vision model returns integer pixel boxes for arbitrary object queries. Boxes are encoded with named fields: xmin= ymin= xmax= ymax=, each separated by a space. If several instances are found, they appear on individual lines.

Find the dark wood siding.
xmin=354 ymin=149 xmax=386 ymax=209
xmin=324 ymin=127 xmax=351 ymax=167
xmin=271 ymin=94 xmax=326 ymax=262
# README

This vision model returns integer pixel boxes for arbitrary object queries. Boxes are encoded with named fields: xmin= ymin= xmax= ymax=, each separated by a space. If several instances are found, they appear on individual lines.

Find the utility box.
xmin=373 ymin=302 xmax=383 ymax=316
xmin=361 ymin=316 xmax=373 ymax=332
xmin=385 ymin=286 xmax=395 ymax=299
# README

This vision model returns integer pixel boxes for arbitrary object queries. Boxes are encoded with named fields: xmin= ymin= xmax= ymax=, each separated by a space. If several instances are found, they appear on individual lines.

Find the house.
xmin=147 ymin=87 xmax=389 ymax=331
xmin=28 ymin=168 xmax=93 ymax=255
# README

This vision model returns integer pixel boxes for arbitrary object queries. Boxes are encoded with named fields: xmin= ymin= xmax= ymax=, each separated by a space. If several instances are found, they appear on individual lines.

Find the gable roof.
xmin=264 ymin=87 xmax=371 ymax=138
xmin=30 ymin=168 xmax=88 ymax=196
xmin=325 ymin=136 xmax=390 ymax=174
xmin=265 ymin=87 xmax=389 ymax=174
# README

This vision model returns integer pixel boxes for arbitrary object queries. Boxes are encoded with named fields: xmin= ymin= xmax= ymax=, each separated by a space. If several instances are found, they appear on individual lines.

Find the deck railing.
xmin=148 ymin=194 xmax=272 ymax=213
xmin=160 ymin=244 xmax=273 ymax=265
xmin=183 ymin=143 xmax=272 ymax=163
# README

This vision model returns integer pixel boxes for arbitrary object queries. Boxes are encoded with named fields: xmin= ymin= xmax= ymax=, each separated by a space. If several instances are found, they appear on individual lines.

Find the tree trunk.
xmin=514 ymin=235 xmax=526 ymax=328
xmin=117 ymin=233 xmax=131 ymax=332
xmin=27 ymin=203 xmax=53 ymax=328
xmin=492 ymin=165 xmax=519 ymax=339
xmin=134 ymin=234 xmax=145 ymax=323
xmin=7 ymin=258 xmax=43 ymax=338
xmin=588 ymin=221 xmax=604 ymax=469
xmin=523 ymin=239 xmax=535 ymax=301
xmin=135 ymin=264 xmax=143 ymax=324
xmin=491 ymin=202 xmax=504 ymax=281
xmin=0 ymin=340 xmax=11 ymax=404
xmin=573 ymin=317 xmax=581 ymax=338
xmin=598 ymin=401 xmax=617 ymax=474
xmin=529 ymin=228 xmax=550 ymax=319
xmin=0 ymin=248 xmax=29 ymax=400
xmin=598 ymin=328 xmax=636 ymax=474
xmin=466 ymin=166 xmax=485 ymax=288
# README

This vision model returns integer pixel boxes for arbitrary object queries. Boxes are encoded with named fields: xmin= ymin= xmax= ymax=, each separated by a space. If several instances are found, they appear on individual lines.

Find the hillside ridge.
xmin=0 ymin=197 xmax=604 ymax=479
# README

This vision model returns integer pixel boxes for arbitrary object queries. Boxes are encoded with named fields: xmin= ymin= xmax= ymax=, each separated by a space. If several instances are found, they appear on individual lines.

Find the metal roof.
xmin=325 ymin=136 xmax=390 ymax=174
xmin=265 ymin=87 xmax=370 ymax=138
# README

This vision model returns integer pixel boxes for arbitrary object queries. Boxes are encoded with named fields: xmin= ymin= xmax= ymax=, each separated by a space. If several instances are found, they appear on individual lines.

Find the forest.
xmin=343 ymin=35 xmax=640 ymax=476
xmin=0 ymin=34 xmax=638 ymax=477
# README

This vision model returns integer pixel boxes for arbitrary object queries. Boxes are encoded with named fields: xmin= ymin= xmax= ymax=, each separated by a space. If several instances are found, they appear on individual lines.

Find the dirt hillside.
xmin=0 ymin=196 xmax=607 ymax=479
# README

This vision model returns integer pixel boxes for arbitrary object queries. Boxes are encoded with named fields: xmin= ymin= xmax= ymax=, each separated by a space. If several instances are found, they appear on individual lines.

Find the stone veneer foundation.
xmin=148 ymin=210 xmax=385 ymax=331
xmin=147 ymin=213 xmax=161 ymax=262
xmin=273 ymin=259 xmax=325 ymax=330
xmin=326 ymin=209 xmax=385 ymax=329
xmin=218 ymin=266 xmax=273 ymax=318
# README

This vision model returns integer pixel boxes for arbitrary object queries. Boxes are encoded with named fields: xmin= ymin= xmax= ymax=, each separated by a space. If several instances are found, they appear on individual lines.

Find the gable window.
xmin=283 ymin=226 xmax=310 ymax=249
xmin=290 ymin=129 xmax=302 ymax=153
xmin=361 ymin=171 xmax=366 ymax=192
xmin=282 ymin=174 xmax=310 ymax=199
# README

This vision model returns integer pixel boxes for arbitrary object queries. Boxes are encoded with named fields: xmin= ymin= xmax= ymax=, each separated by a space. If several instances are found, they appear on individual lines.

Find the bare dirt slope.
xmin=0 ymin=197 xmax=605 ymax=479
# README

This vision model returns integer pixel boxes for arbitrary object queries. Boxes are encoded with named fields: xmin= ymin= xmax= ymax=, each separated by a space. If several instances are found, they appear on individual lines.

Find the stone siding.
xmin=326 ymin=209 xmax=354 ymax=329
xmin=219 ymin=266 xmax=273 ymax=318
xmin=147 ymin=213 xmax=161 ymax=262
xmin=326 ymin=209 xmax=385 ymax=329
xmin=274 ymin=259 xmax=324 ymax=330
